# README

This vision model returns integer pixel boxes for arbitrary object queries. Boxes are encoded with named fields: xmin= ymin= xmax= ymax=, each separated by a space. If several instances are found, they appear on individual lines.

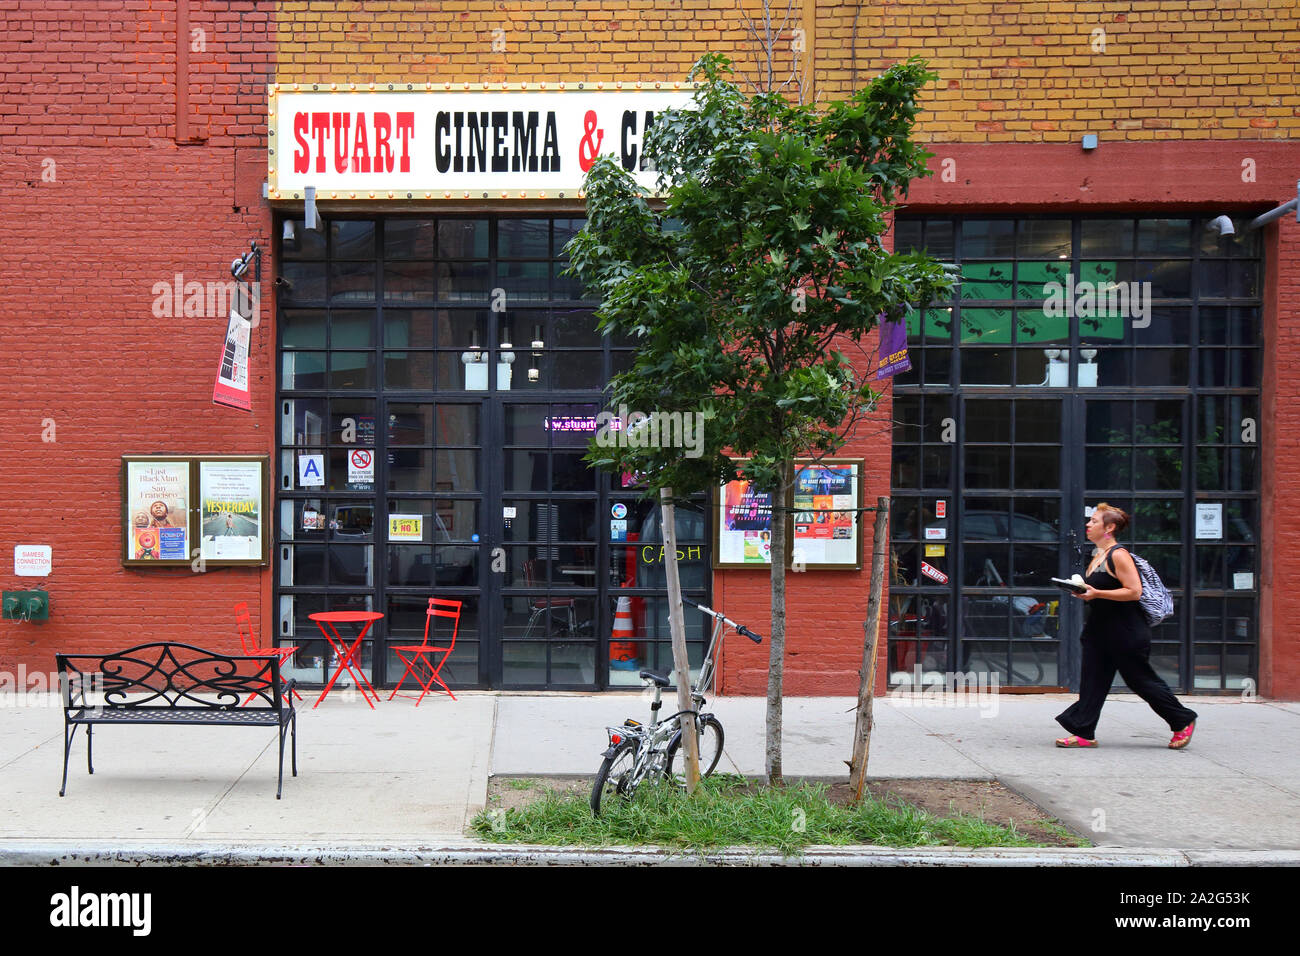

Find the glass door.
xmin=957 ymin=397 xmax=1076 ymax=688
xmin=492 ymin=400 xmax=713 ymax=689
xmin=1074 ymin=396 xmax=1190 ymax=691
xmin=496 ymin=400 xmax=602 ymax=689
xmin=381 ymin=399 xmax=488 ymax=688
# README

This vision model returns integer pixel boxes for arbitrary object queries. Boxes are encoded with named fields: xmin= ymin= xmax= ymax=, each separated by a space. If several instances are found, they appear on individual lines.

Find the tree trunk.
xmin=661 ymin=487 xmax=701 ymax=793
xmin=848 ymin=496 xmax=889 ymax=803
xmin=765 ymin=463 xmax=791 ymax=786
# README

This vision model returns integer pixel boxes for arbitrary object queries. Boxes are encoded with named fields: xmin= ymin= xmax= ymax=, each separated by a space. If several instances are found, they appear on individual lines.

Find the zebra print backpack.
xmin=1107 ymin=547 xmax=1174 ymax=627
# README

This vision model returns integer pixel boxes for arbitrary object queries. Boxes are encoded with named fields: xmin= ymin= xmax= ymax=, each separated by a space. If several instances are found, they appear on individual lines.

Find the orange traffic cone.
xmin=610 ymin=592 xmax=640 ymax=670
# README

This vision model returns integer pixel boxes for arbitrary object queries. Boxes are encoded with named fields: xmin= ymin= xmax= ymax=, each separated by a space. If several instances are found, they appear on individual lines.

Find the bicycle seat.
xmin=639 ymin=670 xmax=671 ymax=688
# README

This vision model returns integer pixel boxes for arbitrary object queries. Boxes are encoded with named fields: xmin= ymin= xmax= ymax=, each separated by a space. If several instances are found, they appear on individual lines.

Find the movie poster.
xmin=720 ymin=477 xmax=773 ymax=565
xmin=715 ymin=460 xmax=863 ymax=570
xmin=125 ymin=461 xmax=190 ymax=561
xmin=199 ymin=460 xmax=264 ymax=562
xmin=792 ymin=463 xmax=858 ymax=566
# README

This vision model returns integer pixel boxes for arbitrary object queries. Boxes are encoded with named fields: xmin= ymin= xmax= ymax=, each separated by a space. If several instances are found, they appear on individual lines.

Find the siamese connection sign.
xmin=270 ymin=88 xmax=694 ymax=198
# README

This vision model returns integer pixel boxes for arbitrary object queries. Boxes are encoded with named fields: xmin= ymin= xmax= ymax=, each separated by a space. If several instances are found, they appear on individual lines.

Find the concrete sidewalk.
xmin=1 ymin=689 xmax=1298 ymax=863
xmin=492 ymin=692 xmax=1300 ymax=851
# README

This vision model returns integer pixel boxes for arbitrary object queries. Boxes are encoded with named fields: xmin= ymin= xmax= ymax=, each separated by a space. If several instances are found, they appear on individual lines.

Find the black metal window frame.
xmin=890 ymin=214 xmax=1262 ymax=694
xmin=272 ymin=213 xmax=710 ymax=691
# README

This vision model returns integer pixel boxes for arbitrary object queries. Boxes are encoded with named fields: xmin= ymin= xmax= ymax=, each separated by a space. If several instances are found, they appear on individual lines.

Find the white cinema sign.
xmin=268 ymin=84 xmax=696 ymax=200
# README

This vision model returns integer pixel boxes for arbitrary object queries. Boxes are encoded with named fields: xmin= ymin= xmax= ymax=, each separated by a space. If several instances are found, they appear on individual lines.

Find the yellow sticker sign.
xmin=388 ymin=514 xmax=423 ymax=541
xmin=925 ymin=544 xmax=945 ymax=557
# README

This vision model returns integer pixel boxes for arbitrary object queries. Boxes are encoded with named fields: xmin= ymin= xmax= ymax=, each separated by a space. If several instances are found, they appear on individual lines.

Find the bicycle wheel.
xmin=590 ymin=740 xmax=638 ymax=817
xmin=666 ymin=714 xmax=724 ymax=785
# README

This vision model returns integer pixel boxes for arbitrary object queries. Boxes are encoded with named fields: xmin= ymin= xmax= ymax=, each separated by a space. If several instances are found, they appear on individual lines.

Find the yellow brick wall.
xmin=818 ymin=0 xmax=1300 ymax=141
xmin=274 ymin=1 xmax=1299 ymax=142
xmin=274 ymin=0 xmax=800 ymax=91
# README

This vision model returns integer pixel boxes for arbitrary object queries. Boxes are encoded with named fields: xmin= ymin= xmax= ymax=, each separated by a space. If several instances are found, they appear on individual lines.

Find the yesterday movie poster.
xmin=199 ymin=460 xmax=264 ymax=562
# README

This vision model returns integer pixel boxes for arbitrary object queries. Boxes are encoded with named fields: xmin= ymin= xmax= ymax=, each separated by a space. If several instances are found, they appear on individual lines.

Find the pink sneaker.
xmin=1169 ymin=721 xmax=1195 ymax=750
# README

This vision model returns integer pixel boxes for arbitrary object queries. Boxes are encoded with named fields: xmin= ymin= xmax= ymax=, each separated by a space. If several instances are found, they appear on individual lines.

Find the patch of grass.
xmin=1028 ymin=817 xmax=1091 ymax=847
xmin=505 ymin=779 xmax=537 ymax=791
xmin=918 ymin=796 xmax=1091 ymax=849
xmin=471 ymin=775 xmax=1059 ymax=855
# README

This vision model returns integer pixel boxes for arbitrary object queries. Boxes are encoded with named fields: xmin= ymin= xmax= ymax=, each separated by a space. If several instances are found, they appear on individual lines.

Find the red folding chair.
xmin=388 ymin=597 xmax=461 ymax=704
xmin=235 ymin=601 xmax=303 ymax=705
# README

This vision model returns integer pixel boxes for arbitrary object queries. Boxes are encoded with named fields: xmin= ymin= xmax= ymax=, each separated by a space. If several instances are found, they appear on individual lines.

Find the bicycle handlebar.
xmin=682 ymin=597 xmax=762 ymax=643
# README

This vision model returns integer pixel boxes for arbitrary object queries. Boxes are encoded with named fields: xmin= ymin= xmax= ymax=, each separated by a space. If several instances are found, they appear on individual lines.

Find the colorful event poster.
xmin=719 ymin=475 xmax=774 ymax=565
xmin=742 ymin=531 xmax=772 ymax=563
xmin=199 ymin=460 xmax=264 ymax=562
xmin=794 ymin=464 xmax=853 ymax=497
xmin=723 ymin=479 xmax=772 ymax=532
xmin=792 ymin=491 xmax=816 ymax=540
xmin=791 ymin=463 xmax=860 ymax=568
xmin=717 ymin=460 xmax=863 ymax=570
xmin=125 ymin=461 xmax=190 ymax=562
xmin=809 ymin=495 xmax=836 ymax=538
xmin=717 ymin=475 xmax=772 ymax=565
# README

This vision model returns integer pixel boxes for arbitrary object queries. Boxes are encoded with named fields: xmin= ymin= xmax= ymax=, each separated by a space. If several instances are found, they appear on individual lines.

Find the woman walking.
xmin=1055 ymin=503 xmax=1198 ymax=749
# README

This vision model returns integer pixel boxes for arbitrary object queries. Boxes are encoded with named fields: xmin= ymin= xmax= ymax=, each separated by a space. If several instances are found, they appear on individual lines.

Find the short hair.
xmin=1093 ymin=502 xmax=1130 ymax=536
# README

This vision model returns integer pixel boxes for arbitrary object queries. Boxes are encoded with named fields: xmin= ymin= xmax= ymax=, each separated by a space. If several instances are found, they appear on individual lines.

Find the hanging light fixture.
xmin=528 ymin=321 xmax=543 ymax=382
xmin=462 ymin=329 xmax=488 ymax=390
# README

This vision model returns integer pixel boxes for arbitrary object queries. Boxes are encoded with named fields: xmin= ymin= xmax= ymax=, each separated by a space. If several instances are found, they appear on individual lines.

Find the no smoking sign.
xmin=348 ymin=449 xmax=374 ymax=484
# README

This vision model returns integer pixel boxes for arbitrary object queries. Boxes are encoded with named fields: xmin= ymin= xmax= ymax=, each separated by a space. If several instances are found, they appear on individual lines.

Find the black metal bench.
xmin=55 ymin=642 xmax=298 ymax=799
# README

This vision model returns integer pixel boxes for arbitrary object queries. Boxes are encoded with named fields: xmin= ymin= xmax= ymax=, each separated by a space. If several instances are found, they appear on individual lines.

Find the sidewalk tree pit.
xmin=568 ymin=54 xmax=953 ymax=784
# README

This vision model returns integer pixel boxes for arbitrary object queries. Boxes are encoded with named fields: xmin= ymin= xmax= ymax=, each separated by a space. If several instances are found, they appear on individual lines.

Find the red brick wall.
xmin=1261 ymin=205 xmax=1300 ymax=699
xmin=0 ymin=1 xmax=275 ymax=677
xmin=714 ymin=390 xmax=894 ymax=697
xmin=4 ymin=1 xmax=1296 ymax=700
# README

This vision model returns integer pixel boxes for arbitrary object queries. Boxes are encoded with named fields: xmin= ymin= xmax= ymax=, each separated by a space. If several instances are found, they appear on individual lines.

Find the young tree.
xmin=568 ymin=54 xmax=953 ymax=785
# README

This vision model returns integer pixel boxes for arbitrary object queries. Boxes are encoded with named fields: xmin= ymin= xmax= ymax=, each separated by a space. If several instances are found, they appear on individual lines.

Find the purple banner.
xmin=876 ymin=313 xmax=912 ymax=380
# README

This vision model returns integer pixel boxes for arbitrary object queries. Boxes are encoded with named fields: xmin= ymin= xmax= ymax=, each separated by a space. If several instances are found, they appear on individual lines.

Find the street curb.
xmin=4 ymin=841 xmax=1296 ymax=866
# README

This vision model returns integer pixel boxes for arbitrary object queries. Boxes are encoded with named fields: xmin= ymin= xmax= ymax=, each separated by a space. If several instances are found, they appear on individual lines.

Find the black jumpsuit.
xmin=1055 ymin=547 xmax=1197 ymax=741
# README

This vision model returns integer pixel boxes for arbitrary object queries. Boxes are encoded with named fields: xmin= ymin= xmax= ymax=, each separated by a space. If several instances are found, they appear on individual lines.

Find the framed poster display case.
xmin=713 ymin=458 xmax=865 ymax=571
xmin=121 ymin=455 xmax=270 ymax=568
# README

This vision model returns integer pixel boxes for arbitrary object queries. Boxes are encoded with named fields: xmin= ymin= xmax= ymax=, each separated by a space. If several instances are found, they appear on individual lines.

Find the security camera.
xmin=1206 ymin=215 xmax=1235 ymax=237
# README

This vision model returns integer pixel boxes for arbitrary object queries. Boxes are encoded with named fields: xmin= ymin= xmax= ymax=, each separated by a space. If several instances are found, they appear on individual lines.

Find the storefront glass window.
xmin=276 ymin=215 xmax=707 ymax=690
xmin=891 ymin=215 xmax=1261 ymax=692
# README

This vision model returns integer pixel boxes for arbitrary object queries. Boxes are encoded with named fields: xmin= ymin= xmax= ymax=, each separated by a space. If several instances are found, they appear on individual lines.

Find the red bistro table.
xmin=309 ymin=611 xmax=383 ymax=709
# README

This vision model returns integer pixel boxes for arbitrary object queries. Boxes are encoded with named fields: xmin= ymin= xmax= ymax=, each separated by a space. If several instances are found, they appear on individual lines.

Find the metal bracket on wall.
xmin=1242 ymin=179 xmax=1299 ymax=232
